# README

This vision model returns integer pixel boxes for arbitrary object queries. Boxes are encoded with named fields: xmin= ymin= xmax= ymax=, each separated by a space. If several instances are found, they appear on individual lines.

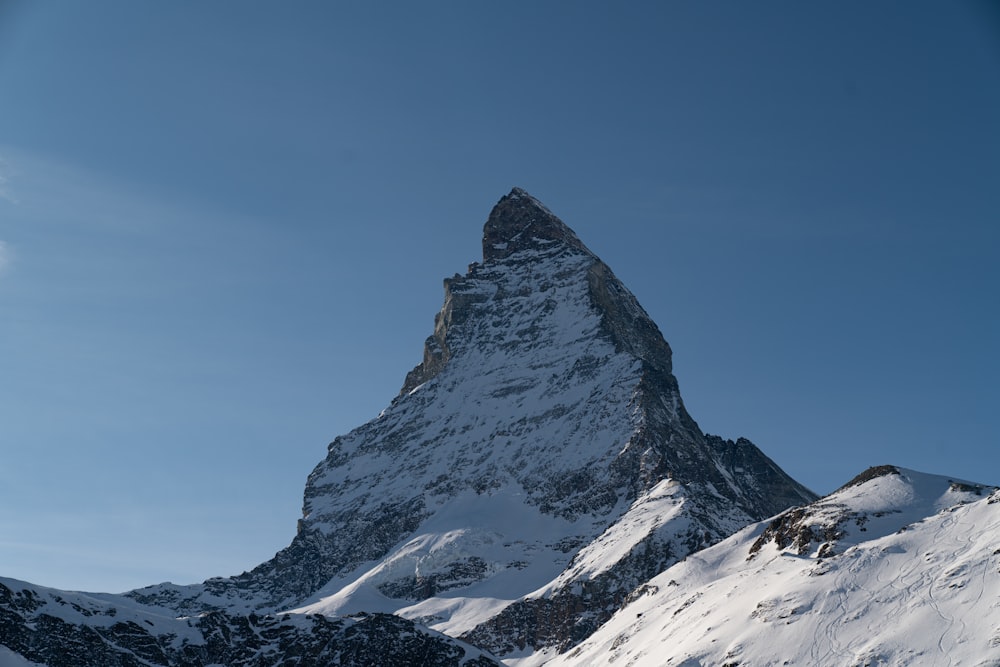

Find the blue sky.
xmin=1 ymin=1 xmax=997 ymax=593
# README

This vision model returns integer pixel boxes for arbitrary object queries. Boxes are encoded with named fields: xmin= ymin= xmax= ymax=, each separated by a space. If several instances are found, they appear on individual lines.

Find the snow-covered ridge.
xmin=0 ymin=576 xmax=201 ymax=643
xmin=551 ymin=467 xmax=1000 ymax=667
xmin=749 ymin=465 xmax=994 ymax=559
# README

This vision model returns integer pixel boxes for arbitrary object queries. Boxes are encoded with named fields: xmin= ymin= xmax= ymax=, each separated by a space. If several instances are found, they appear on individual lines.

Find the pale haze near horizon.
xmin=0 ymin=1 xmax=997 ymax=593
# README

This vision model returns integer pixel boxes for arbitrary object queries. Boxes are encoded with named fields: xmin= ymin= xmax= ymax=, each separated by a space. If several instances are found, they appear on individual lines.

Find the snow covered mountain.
xmin=5 ymin=188 xmax=992 ymax=666
xmin=549 ymin=466 xmax=1000 ymax=667
xmin=115 ymin=188 xmax=814 ymax=658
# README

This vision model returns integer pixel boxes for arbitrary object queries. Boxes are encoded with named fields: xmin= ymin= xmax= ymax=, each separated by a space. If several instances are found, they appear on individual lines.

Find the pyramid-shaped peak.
xmin=482 ymin=187 xmax=593 ymax=261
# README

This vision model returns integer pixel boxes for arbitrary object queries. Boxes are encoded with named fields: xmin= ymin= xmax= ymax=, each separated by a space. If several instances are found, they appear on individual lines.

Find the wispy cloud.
xmin=0 ymin=146 xmax=261 ymax=234
xmin=0 ymin=240 xmax=10 ymax=274
xmin=0 ymin=155 xmax=19 ymax=205
xmin=0 ymin=146 xmax=270 ymax=291
xmin=0 ymin=153 xmax=20 ymax=276
xmin=0 ymin=148 xmax=161 ymax=229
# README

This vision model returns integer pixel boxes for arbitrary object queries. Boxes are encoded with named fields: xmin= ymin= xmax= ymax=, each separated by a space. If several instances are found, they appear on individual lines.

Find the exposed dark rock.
xmin=482 ymin=188 xmax=590 ymax=262
xmin=378 ymin=557 xmax=492 ymax=601
xmin=748 ymin=507 xmax=847 ymax=558
xmin=948 ymin=480 xmax=988 ymax=495
xmin=838 ymin=465 xmax=900 ymax=491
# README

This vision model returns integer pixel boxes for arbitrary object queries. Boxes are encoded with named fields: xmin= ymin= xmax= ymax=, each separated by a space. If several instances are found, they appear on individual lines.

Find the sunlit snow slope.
xmin=551 ymin=466 xmax=1000 ymax=667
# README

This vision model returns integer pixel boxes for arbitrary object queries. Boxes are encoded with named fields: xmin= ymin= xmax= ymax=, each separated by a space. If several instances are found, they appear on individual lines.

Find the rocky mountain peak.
xmin=107 ymin=189 xmax=814 ymax=661
xmin=482 ymin=187 xmax=592 ymax=261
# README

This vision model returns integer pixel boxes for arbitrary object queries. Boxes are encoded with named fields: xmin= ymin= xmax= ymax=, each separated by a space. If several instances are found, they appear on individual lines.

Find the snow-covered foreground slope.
xmin=549 ymin=467 xmax=1000 ymax=667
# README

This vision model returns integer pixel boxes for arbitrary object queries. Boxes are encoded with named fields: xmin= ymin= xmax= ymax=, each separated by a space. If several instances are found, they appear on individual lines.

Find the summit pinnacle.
xmin=482 ymin=187 xmax=590 ymax=261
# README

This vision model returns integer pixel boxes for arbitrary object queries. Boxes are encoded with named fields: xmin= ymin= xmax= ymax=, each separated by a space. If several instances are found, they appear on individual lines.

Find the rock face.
xmin=481 ymin=188 xmax=590 ymax=261
xmin=1 ymin=188 xmax=819 ymax=665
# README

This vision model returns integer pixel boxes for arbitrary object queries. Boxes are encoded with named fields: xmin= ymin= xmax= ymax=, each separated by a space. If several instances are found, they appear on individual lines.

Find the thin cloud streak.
xmin=0 ymin=148 xmax=168 ymax=230
xmin=0 ymin=155 xmax=19 ymax=204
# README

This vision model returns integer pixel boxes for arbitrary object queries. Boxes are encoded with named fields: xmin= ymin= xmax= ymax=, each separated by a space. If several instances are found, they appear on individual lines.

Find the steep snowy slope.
xmin=122 ymin=188 xmax=814 ymax=659
xmin=551 ymin=466 xmax=1000 ymax=667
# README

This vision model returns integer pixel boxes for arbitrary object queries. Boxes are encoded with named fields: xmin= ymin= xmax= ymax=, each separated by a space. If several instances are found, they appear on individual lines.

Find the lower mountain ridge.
xmin=549 ymin=466 xmax=1000 ymax=667
xmin=2 ymin=190 xmax=993 ymax=666
xmin=0 ymin=579 xmax=498 ymax=667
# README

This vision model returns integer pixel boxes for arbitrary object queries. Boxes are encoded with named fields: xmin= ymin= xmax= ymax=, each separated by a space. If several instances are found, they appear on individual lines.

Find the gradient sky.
xmin=1 ymin=1 xmax=998 ymax=594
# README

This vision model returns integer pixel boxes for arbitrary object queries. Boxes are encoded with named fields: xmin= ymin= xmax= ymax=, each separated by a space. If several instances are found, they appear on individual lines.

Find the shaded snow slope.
xmin=550 ymin=467 xmax=1000 ymax=667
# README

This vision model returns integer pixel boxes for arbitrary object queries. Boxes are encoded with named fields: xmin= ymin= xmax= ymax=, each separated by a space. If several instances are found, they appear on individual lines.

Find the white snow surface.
xmin=545 ymin=468 xmax=1000 ymax=667
xmin=292 ymin=486 xmax=584 ymax=632
xmin=0 ymin=646 xmax=45 ymax=666
xmin=293 ymin=480 xmax=696 ymax=638
xmin=532 ymin=478 xmax=688 ymax=597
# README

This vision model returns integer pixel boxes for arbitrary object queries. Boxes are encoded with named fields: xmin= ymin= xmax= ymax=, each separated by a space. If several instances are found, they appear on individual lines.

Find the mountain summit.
xmin=482 ymin=188 xmax=590 ymax=261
